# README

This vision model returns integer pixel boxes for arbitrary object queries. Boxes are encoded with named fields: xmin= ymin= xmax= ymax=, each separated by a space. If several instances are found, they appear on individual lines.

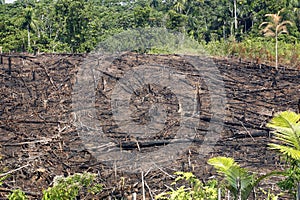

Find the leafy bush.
xmin=156 ymin=172 xmax=218 ymax=200
xmin=43 ymin=172 xmax=102 ymax=200
xmin=8 ymin=189 xmax=27 ymax=200
xmin=5 ymin=172 xmax=102 ymax=200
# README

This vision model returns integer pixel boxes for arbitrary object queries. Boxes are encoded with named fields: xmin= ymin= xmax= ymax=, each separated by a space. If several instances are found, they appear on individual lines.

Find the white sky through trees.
xmin=5 ymin=0 xmax=16 ymax=3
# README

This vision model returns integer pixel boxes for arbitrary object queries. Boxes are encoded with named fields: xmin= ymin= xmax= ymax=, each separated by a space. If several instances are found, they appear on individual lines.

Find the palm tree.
xmin=18 ymin=7 xmax=39 ymax=52
xmin=173 ymin=0 xmax=186 ymax=14
xmin=172 ymin=0 xmax=203 ymax=15
xmin=259 ymin=10 xmax=293 ymax=70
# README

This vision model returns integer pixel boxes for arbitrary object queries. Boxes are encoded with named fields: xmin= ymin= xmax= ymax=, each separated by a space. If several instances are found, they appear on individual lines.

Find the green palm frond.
xmin=272 ymin=128 xmax=300 ymax=148
xmin=208 ymin=156 xmax=284 ymax=199
xmin=208 ymin=157 xmax=255 ymax=200
xmin=267 ymin=111 xmax=300 ymax=161
xmin=269 ymin=144 xmax=300 ymax=160
xmin=207 ymin=156 xmax=237 ymax=172
xmin=267 ymin=111 xmax=300 ymax=129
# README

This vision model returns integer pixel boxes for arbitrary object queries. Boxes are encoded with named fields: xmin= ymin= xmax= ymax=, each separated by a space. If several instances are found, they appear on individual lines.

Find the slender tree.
xmin=17 ymin=6 xmax=39 ymax=52
xmin=233 ymin=0 xmax=237 ymax=30
xmin=259 ymin=10 xmax=293 ymax=69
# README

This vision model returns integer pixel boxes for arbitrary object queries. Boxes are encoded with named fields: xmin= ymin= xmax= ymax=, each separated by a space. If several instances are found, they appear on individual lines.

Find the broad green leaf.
xmin=267 ymin=111 xmax=300 ymax=161
xmin=269 ymin=143 xmax=300 ymax=160
xmin=267 ymin=111 xmax=300 ymax=129
xmin=207 ymin=156 xmax=237 ymax=172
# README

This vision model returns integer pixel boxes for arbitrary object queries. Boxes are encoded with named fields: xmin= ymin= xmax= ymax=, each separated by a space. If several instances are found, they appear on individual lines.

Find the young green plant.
xmin=267 ymin=110 xmax=300 ymax=198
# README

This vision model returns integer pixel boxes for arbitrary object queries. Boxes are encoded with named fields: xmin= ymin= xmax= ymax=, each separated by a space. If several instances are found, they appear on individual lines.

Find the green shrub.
xmin=204 ymin=37 xmax=300 ymax=68
xmin=156 ymin=172 xmax=218 ymax=200
xmin=5 ymin=172 xmax=102 ymax=200
xmin=42 ymin=172 xmax=102 ymax=200
xmin=8 ymin=189 xmax=27 ymax=200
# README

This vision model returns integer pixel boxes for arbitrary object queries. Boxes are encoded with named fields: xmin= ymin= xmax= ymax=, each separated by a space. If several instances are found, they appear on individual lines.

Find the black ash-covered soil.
xmin=0 ymin=53 xmax=299 ymax=199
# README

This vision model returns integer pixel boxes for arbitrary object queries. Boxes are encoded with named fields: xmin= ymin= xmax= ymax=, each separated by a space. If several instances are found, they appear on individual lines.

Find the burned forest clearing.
xmin=0 ymin=53 xmax=300 ymax=199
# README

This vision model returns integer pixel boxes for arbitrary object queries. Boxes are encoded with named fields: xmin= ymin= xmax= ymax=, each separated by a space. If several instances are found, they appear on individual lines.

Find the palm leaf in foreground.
xmin=267 ymin=111 xmax=300 ymax=160
xmin=208 ymin=157 xmax=254 ymax=200
xmin=208 ymin=157 xmax=283 ymax=200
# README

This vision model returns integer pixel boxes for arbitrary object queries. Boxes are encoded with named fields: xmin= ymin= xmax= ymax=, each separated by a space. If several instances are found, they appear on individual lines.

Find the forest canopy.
xmin=0 ymin=0 xmax=299 ymax=54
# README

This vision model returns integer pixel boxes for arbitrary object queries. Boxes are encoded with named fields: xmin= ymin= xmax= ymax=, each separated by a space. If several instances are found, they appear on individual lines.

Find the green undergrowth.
xmin=204 ymin=37 xmax=300 ymax=68
xmin=6 ymin=172 xmax=102 ymax=200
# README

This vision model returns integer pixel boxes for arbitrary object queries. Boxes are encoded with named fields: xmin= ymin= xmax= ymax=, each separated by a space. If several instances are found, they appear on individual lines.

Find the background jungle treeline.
xmin=0 ymin=0 xmax=299 ymax=65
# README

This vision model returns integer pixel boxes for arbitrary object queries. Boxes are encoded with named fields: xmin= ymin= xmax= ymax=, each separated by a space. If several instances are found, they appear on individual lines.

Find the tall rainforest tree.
xmin=17 ymin=6 xmax=39 ymax=52
xmin=54 ymin=0 xmax=90 ymax=52
xmin=259 ymin=10 xmax=293 ymax=69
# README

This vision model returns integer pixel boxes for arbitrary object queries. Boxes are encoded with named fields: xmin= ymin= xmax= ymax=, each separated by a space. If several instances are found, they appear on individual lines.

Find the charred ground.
xmin=0 ymin=53 xmax=299 ymax=199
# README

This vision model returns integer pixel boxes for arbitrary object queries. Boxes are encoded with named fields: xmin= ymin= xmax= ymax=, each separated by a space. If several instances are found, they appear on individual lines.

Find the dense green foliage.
xmin=0 ymin=0 xmax=299 ymax=60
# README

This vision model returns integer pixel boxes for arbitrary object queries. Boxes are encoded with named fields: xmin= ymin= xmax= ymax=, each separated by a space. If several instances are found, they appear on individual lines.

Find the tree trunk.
xmin=237 ymin=177 xmax=242 ymax=200
xmin=218 ymin=188 xmax=222 ymax=200
xmin=297 ymin=182 xmax=300 ymax=200
xmin=8 ymin=56 xmax=11 ymax=75
xmin=234 ymin=0 xmax=237 ymax=31
xmin=275 ymin=32 xmax=278 ymax=70
xmin=27 ymin=25 xmax=31 ymax=52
